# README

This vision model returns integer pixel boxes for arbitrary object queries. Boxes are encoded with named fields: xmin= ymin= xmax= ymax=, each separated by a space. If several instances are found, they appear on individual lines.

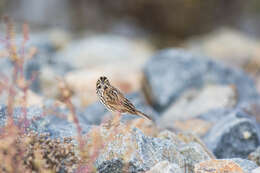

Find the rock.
xmin=173 ymin=118 xmax=212 ymax=137
xmin=176 ymin=132 xmax=215 ymax=159
xmin=64 ymin=65 xmax=143 ymax=107
xmin=79 ymin=101 xmax=107 ymax=125
xmin=252 ymin=167 xmax=260 ymax=173
xmin=194 ymin=158 xmax=257 ymax=173
xmin=239 ymin=99 xmax=260 ymax=123
xmin=54 ymin=34 xmax=154 ymax=69
xmin=0 ymin=89 xmax=44 ymax=108
xmin=0 ymin=105 xmax=43 ymax=128
xmin=185 ymin=28 xmax=260 ymax=94
xmin=143 ymin=49 xmax=258 ymax=111
xmin=158 ymin=130 xmax=215 ymax=159
xmin=157 ymin=130 xmax=184 ymax=147
xmin=97 ymin=159 xmax=124 ymax=173
xmin=81 ymin=92 xmax=159 ymax=125
xmin=146 ymin=161 xmax=182 ymax=173
xmin=37 ymin=34 xmax=154 ymax=103
xmin=248 ymin=146 xmax=260 ymax=166
xmin=179 ymin=142 xmax=212 ymax=172
xmin=38 ymin=66 xmax=60 ymax=99
xmin=204 ymin=110 xmax=260 ymax=159
xmin=198 ymin=108 xmax=234 ymax=123
xmin=24 ymin=30 xmax=72 ymax=93
xmin=157 ymin=130 xmax=215 ymax=159
xmin=185 ymin=28 xmax=260 ymax=70
xmin=231 ymin=158 xmax=258 ymax=173
xmin=126 ymin=118 xmax=158 ymax=137
xmin=0 ymin=105 xmax=91 ymax=139
xmin=159 ymin=84 xmax=236 ymax=128
xmin=96 ymin=126 xmax=212 ymax=172
xmin=96 ymin=127 xmax=185 ymax=172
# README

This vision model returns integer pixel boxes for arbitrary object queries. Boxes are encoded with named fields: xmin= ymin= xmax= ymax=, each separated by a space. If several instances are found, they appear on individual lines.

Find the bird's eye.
xmin=97 ymin=85 xmax=101 ymax=89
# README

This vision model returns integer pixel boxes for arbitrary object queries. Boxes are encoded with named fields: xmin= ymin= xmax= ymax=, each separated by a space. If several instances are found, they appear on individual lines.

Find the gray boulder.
xmin=143 ymin=49 xmax=258 ymax=111
xmin=204 ymin=110 xmax=260 ymax=159
xmin=96 ymin=128 xmax=185 ymax=172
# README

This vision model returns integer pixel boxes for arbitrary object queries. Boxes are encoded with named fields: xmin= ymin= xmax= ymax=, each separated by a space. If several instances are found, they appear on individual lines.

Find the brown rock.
xmin=126 ymin=118 xmax=158 ymax=137
xmin=194 ymin=159 xmax=244 ymax=173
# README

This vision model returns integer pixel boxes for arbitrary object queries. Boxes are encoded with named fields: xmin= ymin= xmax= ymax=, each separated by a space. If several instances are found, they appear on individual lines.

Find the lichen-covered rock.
xmin=204 ymin=110 xmax=260 ymax=158
xmin=96 ymin=128 xmax=185 ymax=172
xmin=176 ymin=132 xmax=215 ymax=159
xmin=194 ymin=158 xmax=257 ymax=173
xmin=179 ymin=142 xmax=212 ymax=172
xmin=143 ymin=49 xmax=258 ymax=111
xmin=97 ymin=159 xmax=124 ymax=173
xmin=96 ymin=127 xmax=212 ymax=172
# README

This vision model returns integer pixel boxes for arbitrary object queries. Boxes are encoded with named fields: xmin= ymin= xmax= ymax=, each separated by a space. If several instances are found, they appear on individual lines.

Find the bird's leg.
xmin=102 ymin=111 xmax=116 ymax=129
xmin=111 ymin=112 xmax=121 ymax=127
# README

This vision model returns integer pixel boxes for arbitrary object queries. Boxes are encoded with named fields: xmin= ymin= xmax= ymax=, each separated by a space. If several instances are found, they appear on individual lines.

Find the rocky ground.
xmin=1 ymin=28 xmax=260 ymax=173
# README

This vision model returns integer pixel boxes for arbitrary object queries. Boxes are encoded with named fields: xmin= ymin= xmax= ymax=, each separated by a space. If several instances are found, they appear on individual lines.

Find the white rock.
xmin=159 ymin=84 xmax=236 ymax=128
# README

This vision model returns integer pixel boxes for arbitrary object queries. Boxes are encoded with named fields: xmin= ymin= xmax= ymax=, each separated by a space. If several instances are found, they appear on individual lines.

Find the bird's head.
xmin=96 ymin=76 xmax=110 ymax=93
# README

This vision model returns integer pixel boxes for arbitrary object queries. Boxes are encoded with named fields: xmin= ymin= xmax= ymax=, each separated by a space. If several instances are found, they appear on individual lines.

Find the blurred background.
xmin=3 ymin=0 xmax=260 ymax=44
xmin=2 ymin=0 xmax=260 ymax=108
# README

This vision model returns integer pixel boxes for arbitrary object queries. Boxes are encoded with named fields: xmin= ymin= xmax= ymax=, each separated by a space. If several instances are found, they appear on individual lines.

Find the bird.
xmin=96 ymin=76 xmax=152 ymax=121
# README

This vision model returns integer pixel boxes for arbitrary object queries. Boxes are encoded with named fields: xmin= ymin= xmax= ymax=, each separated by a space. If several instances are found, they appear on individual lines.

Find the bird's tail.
xmin=136 ymin=110 xmax=153 ymax=121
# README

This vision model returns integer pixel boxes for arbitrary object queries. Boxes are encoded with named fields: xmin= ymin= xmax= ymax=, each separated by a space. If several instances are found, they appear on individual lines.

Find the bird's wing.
xmin=121 ymin=97 xmax=136 ymax=114
xmin=103 ymin=87 xmax=123 ymax=111
xmin=105 ymin=87 xmax=136 ymax=113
